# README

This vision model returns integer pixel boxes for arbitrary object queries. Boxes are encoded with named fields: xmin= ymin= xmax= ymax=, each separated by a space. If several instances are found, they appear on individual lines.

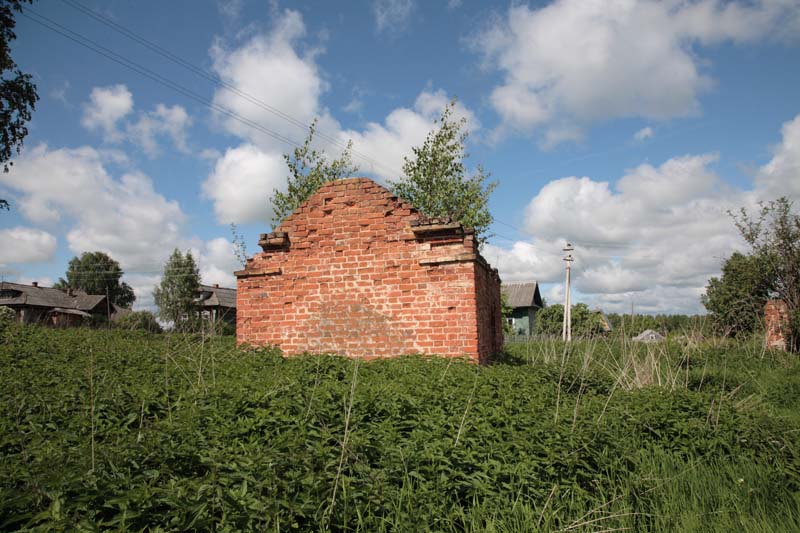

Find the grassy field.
xmin=1 ymin=325 xmax=799 ymax=531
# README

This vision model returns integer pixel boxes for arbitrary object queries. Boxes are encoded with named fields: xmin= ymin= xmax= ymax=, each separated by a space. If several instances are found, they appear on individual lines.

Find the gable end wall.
xmin=236 ymin=178 xmax=502 ymax=362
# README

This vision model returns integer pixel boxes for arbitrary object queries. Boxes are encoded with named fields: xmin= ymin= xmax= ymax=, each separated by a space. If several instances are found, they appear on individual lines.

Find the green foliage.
xmin=730 ymin=197 xmax=800 ymax=351
xmin=0 ymin=305 xmax=13 ymax=331
xmin=1 ymin=328 xmax=798 ymax=531
xmin=113 ymin=310 xmax=163 ymax=333
xmin=702 ymin=252 xmax=774 ymax=337
xmin=152 ymin=249 xmax=200 ymax=325
xmin=605 ymin=313 xmax=711 ymax=337
xmin=500 ymin=291 xmax=514 ymax=336
xmin=0 ymin=0 xmax=38 ymax=211
xmin=270 ymin=119 xmax=358 ymax=226
xmin=53 ymin=251 xmax=136 ymax=308
xmin=391 ymin=100 xmax=497 ymax=243
xmin=535 ymin=302 xmax=607 ymax=337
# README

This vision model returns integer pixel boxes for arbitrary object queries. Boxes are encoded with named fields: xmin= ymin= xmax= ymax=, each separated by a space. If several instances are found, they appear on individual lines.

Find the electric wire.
xmin=20 ymin=6 xmax=666 ymax=269
xmin=22 ymin=9 xmax=303 ymax=149
xmin=24 ymin=6 xmax=581 ymax=249
xmin=57 ymin=0 xmax=403 ymax=178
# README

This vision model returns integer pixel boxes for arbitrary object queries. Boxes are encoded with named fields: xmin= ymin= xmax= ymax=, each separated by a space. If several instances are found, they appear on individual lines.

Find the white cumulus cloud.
xmin=127 ymin=104 xmax=192 ymax=157
xmin=203 ymin=143 xmax=286 ymax=225
xmin=204 ymin=8 xmax=480 ymax=223
xmin=1 ymin=144 xmax=186 ymax=271
xmin=210 ymin=9 xmax=338 ymax=151
xmin=0 ymin=227 xmax=57 ymax=266
xmin=198 ymin=237 xmax=241 ymax=288
xmin=755 ymin=114 xmax=800 ymax=200
xmin=81 ymin=84 xmax=134 ymax=141
xmin=473 ymin=0 xmax=800 ymax=144
xmin=82 ymin=85 xmax=192 ymax=157
xmin=489 ymin=113 xmax=800 ymax=313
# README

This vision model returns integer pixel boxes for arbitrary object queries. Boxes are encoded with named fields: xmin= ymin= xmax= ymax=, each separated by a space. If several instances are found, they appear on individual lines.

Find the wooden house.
xmin=502 ymin=282 xmax=544 ymax=336
xmin=0 ymin=281 xmax=109 ymax=326
xmin=196 ymin=284 xmax=237 ymax=325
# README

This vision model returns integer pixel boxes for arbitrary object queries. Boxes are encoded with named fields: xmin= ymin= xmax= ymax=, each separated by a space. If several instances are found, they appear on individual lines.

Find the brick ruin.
xmin=235 ymin=177 xmax=503 ymax=362
xmin=765 ymin=299 xmax=789 ymax=350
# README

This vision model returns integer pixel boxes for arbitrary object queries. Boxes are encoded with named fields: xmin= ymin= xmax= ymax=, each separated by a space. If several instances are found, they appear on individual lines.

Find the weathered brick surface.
xmin=236 ymin=177 xmax=502 ymax=362
xmin=765 ymin=299 xmax=789 ymax=350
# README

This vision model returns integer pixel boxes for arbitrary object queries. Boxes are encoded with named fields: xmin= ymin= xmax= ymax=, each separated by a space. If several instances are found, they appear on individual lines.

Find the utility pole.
xmin=562 ymin=242 xmax=574 ymax=342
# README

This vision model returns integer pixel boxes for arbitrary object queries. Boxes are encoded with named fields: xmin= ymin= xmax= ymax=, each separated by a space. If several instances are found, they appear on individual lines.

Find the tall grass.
xmin=1 ymin=325 xmax=798 ymax=531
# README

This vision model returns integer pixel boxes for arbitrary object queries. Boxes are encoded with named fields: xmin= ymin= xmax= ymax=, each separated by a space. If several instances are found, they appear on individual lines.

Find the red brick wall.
xmin=236 ymin=177 xmax=502 ymax=362
xmin=765 ymin=299 xmax=789 ymax=350
xmin=474 ymin=259 xmax=503 ymax=363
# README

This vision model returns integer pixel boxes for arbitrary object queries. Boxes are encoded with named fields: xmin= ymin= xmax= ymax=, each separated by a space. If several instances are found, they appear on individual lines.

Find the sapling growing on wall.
xmin=391 ymin=99 xmax=497 ymax=244
xmin=270 ymin=119 xmax=358 ymax=226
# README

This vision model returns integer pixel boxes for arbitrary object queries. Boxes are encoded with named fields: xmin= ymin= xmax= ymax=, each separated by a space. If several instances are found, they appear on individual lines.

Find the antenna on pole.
xmin=562 ymin=242 xmax=574 ymax=342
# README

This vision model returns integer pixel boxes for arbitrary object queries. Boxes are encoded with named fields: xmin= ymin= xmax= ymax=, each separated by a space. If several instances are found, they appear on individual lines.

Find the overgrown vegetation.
xmin=730 ymin=197 xmax=800 ymax=351
xmin=705 ymin=197 xmax=800 ymax=350
xmin=535 ymin=303 xmax=608 ymax=337
xmin=1 ymin=326 xmax=798 ymax=531
xmin=270 ymin=118 xmax=358 ymax=226
xmin=391 ymin=100 xmax=497 ymax=243
xmin=112 ymin=310 xmax=163 ymax=333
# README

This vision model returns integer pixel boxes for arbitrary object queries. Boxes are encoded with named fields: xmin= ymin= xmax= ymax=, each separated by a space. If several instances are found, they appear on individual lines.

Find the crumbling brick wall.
xmin=236 ymin=177 xmax=502 ymax=362
xmin=765 ymin=299 xmax=789 ymax=350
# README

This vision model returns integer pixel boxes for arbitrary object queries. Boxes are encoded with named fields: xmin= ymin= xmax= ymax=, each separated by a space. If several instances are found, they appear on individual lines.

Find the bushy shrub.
xmin=0 ymin=306 xmax=14 ymax=325
xmin=0 ymin=306 xmax=15 ymax=337
xmin=113 ymin=310 xmax=163 ymax=333
xmin=171 ymin=317 xmax=235 ymax=336
xmin=536 ymin=303 xmax=608 ymax=337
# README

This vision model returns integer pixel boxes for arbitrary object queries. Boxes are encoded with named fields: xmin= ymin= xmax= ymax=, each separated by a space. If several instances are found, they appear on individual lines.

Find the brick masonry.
xmin=765 ymin=299 xmax=789 ymax=350
xmin=235 ymin=177 xmax=503 ymax=363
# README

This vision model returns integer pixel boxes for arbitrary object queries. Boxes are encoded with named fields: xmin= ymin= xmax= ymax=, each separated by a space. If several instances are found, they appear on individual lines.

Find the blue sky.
xmin=1 ymin=0 xmax=799 ymax=313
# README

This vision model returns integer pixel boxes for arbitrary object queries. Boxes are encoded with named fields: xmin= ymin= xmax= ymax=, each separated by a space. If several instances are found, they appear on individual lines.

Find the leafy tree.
xmin=53 ymin=251 xmax=135 ymax=308
xmin=152 ymin=249 xmax=200 ymax=325
xmin=702 ymin=252 xmax=774 ymax=337
xmin=730 ymin=197 xmax=800 ymax=351
xmin=535 ymin=303 xmax=607 ymax=337
xmin=0 ymin=0 xmax=38 ymax=211
xmin=270 ymin=119 xmax=358 ymax=226
xmin=391 ymin=100 xmax=497 ymax=243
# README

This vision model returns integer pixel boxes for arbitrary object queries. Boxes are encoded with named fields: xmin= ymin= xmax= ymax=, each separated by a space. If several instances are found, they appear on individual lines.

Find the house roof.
xmin=633 ymin=329 xmax=665 ymax=342
xmin=197 ymin=284 xmax=237 ymax=309
xmin=0 ymin=282 xmax=107 ymax=312
xmin=50 ymin=307 xmax=93 ymax=317
xmin=502 ymin=282 xmax=543 ymax=309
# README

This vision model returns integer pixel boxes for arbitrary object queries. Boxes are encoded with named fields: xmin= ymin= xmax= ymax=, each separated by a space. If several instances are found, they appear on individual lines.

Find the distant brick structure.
xmin=235 ymin=177 xmax=502 ymax=362
xmin=765 ymin=299 xmax=789 ymax=350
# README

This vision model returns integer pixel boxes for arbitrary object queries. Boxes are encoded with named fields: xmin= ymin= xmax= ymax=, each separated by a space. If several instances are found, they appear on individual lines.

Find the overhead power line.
xmin=57 ymin=0 xmax=398 ymax=178
xmin=23 ymin=5 xmax=654 ymax=263
xmin=23 ymin=9 xmax=303 ymax=149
